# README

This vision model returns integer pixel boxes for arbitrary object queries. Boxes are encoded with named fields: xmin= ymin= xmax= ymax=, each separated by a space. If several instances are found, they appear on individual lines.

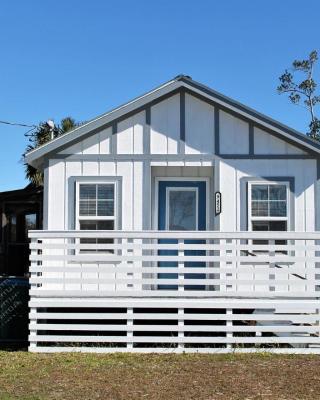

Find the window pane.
xmin=97 ymin=220 xmax=114 ymax=230
xmin=80 ymin=220 xmax=114 ymax=230
xmin=270 ymin=201 xmax=287 ymax=217
xmin=97 ymin=200 xmax=114 ymax=216
xmin=269 ymin=185 xmax=286 ymax=200
xmin=80 ymin=184 xmax=96 ymax=200
xmin=269 ymin=221 xmax=287 ymax=231
xmin=251 ymin=185 xmax=268 ymax=200
xmin=98 ymin=184 xmax=114 ymax=200
xmin=79 ymin=185 xmax=97 ymax=216
xmin=169 ymin=190 xmax=197 ymax=230
xmin=252 ymin=220 xmax=287 ymax=246
xmin=252 ymin=221 xmax=286 ymax=231
xmin=79 ymin=220 xmax=114 ymax=250
xmin=251 ymin=201 xmax=268 ymax=217
xmin=25 ymin=213 xmax=37 ymax=238
xmin=252 ymin=221 xmax=270 ymax=231
xmin=79 ymin=200 xmax=96 ymax=216
xmin=9 ymin=215 xmax=17 ymax=242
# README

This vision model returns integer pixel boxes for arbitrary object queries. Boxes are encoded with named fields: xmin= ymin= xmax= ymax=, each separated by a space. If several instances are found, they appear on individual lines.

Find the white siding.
xmin=151 ymin=166 xmax=213 ymax=178
xmin=59 ymin=141 xmax=82 ymax=155
xmin=254 ymin=127 xmax=307 ymax=155
xmin=47 ymin=158 xmax=145 ymax=231
xmin=219 ymin=159 xmax=316 ymax=232
xmin=99 ymin=127 xmax=112 ymax=154
xmin=45 ymin=92 xmax=317 ymax=235
xmin=65 ymin=161 xmax=82 ymax=229
xmin=82 ymin=135 xmax=99 ymax=154
xmin=116 ymin=162 xmax=133 ymax=230
xmin=117 ymin=111 xmax=144 ymax=154
xmin=99 ymin=161 xmax=116 ymax=176
xmin=59 ymin=127 xmax=113 ymax=155
xmin=185 ymin=94 xmax=215 ymax=154
xmin=150 ymin=94 xmax=180 ymax=154
xmin=219 ymin=111 xmax=249 ymax=154
xmin=47 ymin=160 xmax=65 ymax=229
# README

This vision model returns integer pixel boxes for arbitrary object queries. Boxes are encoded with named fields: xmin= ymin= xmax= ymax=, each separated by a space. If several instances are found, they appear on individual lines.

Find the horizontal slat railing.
xmin=29 ymin=230 xmax=320 ymax=298
xmin=28 ymin=298 xmax=320 ymax=353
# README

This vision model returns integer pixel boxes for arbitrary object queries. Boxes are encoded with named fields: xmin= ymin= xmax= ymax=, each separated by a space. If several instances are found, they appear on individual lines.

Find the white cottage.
xmin=26 ymin=75 xmax=320 ymax=353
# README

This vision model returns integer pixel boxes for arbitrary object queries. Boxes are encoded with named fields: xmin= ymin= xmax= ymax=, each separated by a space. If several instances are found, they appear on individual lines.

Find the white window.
xmin=76 ymin=182 xmax=118 ymax=250
xmin=76 ymin=182 xmax=117 ymax=229
xmin=248 ymin=181 xmax=289 ymax=233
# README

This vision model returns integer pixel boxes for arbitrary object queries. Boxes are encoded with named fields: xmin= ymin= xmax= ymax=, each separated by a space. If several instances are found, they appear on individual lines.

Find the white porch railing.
xmin=29 ymin=230 xmax=320 ymax=298
xmin=28 ymin=230 xmax=320 ymax=353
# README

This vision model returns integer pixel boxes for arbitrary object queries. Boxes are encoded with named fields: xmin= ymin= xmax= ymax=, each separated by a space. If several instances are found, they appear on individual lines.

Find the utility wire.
xmin=0 ymin=120 xmax=37 ymax=128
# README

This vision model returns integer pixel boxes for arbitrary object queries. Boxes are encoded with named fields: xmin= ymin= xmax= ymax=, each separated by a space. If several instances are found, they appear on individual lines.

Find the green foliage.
xmin=24 ymin=117 xmax=79 ymax=186
xmin=277 ymin=50 xmax=320 ymax=140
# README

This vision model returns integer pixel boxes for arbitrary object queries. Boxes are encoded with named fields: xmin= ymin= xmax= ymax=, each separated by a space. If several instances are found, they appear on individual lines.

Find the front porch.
xmin=28 ymin=230 xmax=320 ymax=353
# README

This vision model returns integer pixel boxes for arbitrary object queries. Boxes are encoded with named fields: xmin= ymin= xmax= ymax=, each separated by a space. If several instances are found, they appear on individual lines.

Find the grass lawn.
xmin=0 ymin=352 xmax=319 ymax=400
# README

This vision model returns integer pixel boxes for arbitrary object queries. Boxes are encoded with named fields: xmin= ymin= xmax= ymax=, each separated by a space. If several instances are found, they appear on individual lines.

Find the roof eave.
xmin=25 ymin=77 xmax=182 ymax=166
xmin=25 ymin=76 xmax=320 ymax=168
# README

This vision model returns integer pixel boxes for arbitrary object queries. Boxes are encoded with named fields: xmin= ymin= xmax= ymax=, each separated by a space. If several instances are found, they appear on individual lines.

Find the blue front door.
xmin=158 ymin=180 xmax=207 ymax=290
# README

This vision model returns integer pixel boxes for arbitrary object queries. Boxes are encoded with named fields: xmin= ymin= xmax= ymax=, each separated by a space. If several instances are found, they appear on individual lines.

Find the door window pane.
xmin=168 ymin=190 xmax=197 ymax=230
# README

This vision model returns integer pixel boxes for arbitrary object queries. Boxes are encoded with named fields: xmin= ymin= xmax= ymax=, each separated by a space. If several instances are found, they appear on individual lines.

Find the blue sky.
xmin=0 ymin=0 xmax=319 ymax=191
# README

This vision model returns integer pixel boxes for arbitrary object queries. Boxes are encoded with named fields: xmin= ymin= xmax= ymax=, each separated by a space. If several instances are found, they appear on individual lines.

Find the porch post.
xmin=127 ymin=307 xmax=134 ymax=350
xmin=178 ymin=308 xmax=184 ymax=350
xmin=178 ymin=239 xmax=184 ymax=291
xmin=29 ymin=237 xmax=38 ymax=351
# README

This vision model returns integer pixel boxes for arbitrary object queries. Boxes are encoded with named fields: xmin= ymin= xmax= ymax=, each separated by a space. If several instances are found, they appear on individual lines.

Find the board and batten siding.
xmin=43 ymin=90 xmax=317 ymax=231
xmin=46 ymin=159 xmax=144 ymax=231
xmin=254 ymin=127 xmax=307 ymax=155
xmin=184 ymin=93 xmax=215 ymax=154
xmin=219 ymin=158 xmax=317 ymax=231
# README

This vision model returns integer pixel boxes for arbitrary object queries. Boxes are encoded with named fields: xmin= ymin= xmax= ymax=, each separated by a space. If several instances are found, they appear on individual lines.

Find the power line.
xmin=0 ymin=120 xmax=37 ymax=128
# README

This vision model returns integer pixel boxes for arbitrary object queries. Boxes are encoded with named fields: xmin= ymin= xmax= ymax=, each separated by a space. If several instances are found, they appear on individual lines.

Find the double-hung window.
xmin=248 ymin=181 xmax=289 ymax=232
xmin=248 ymin=181 xmax=289 ymax=250
xmin=76 ymin=182 xmax=117 ymax=250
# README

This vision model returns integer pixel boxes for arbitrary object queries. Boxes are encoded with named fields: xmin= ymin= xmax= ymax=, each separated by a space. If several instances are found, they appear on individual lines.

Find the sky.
xmin=0 ymin=0 xmax=319 ymax=191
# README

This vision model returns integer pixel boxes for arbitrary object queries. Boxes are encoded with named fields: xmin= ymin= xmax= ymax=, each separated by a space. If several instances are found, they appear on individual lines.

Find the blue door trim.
xmin=158 ymin=180 xmax=207 ymax=290
xmin=158 ymin=181 xmax=207 ymax=230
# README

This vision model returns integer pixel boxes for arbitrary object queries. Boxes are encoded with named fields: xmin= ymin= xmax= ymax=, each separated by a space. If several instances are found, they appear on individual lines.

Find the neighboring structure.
xmin=0 ymin=184 xmax=42 ymax=276
xmin=25 ymin=75 xmax=320 ymax=353
xmin=0 ymin=184 xmax=42 ymax=344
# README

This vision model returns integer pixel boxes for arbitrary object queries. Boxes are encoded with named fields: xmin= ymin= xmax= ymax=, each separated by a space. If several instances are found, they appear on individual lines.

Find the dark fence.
xmin=0 ymin=278 xmax=29 ymax=345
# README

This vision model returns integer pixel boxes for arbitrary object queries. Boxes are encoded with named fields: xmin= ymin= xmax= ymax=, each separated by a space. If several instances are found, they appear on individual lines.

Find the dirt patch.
xmin=0 ymin=352 xmax=319 ymax=400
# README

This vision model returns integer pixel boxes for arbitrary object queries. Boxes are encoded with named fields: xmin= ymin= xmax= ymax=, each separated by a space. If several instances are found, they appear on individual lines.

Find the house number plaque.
xmin=215 ymin=192 xmax=222 ymax=215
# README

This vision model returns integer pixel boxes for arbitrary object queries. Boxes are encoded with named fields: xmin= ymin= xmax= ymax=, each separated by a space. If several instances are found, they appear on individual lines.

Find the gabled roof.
xmin=25 ymin=75 xmax=320 ymax=168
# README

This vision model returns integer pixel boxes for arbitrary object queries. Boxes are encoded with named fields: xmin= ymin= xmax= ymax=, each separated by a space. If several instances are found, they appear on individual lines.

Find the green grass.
xmin=0 ymin=351 xmax=319 ymax=399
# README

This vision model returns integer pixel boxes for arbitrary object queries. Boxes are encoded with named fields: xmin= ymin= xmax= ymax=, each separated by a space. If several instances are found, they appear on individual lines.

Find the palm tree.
xmin=24 ymin=117 xmax=79 ymax=186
